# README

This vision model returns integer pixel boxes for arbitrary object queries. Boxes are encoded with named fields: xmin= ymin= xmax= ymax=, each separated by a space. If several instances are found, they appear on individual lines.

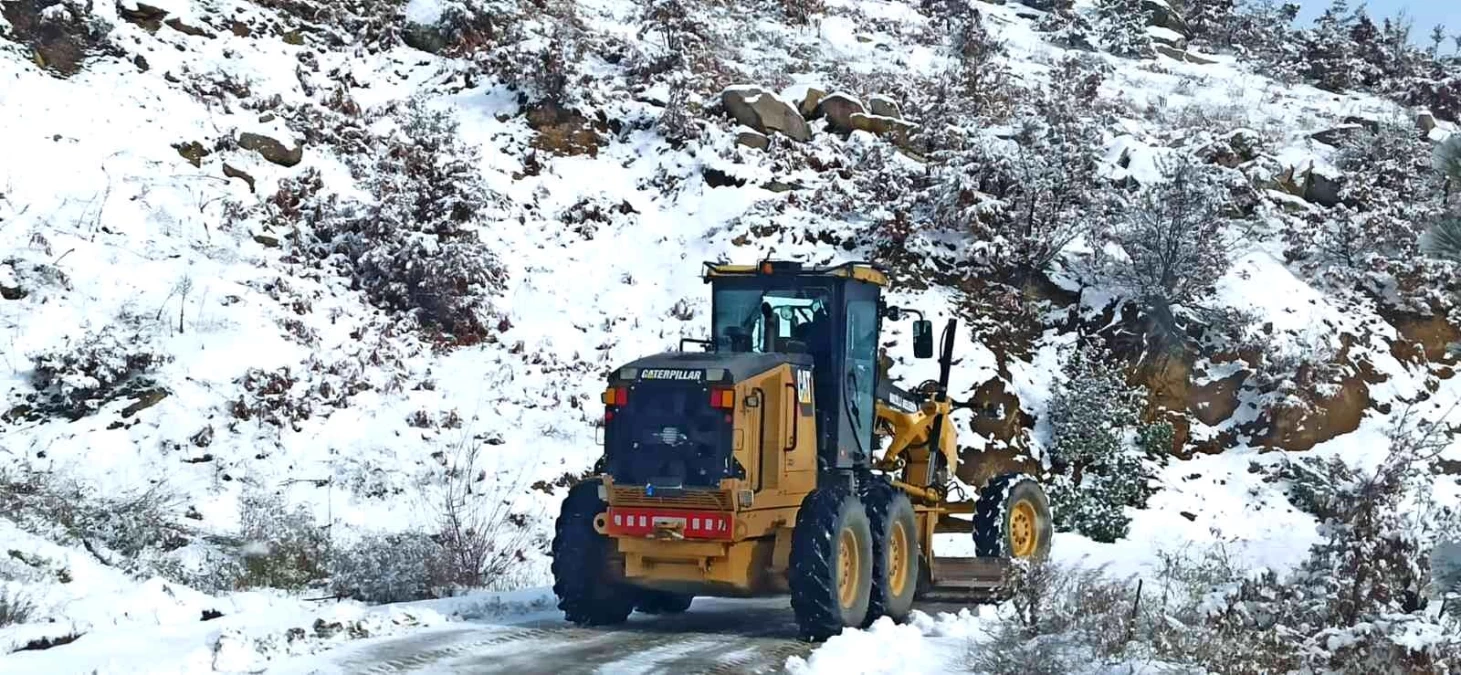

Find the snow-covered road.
xmin=266 ymin=597 xmax=981 ymax=675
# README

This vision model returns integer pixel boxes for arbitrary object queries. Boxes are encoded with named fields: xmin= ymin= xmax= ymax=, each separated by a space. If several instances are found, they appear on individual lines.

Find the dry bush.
xmin=234 ymin=489 xmax=329 ymax=591
xmin=433 ymin=440 xmax=534 ymax=593
xmin=0 ymin=468 xmax=189 ymax=570
xmin=969 ymin=560 xmax=1141 ymax=674
xmin=0 ymin=586 xmax=36 ymax=627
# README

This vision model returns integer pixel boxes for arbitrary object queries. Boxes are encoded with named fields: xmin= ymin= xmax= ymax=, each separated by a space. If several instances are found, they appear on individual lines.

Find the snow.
xmin=1 ymin=0 xmax=1458 ymax=671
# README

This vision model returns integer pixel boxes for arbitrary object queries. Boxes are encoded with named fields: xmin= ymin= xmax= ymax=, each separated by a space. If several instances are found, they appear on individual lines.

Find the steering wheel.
xmin=914 ymin=379 xmax=942 ymax=397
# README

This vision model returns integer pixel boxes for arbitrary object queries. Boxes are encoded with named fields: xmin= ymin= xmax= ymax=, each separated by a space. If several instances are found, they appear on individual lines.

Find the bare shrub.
xmin=0 ymin=468 xmax=189 ymax=569
xmin=329 ymin=532 xmax=453 ymax=603
xmin=235 ymin=489 xmax=328 ymax=591
xmin=969 ymin=560 xmax=1140 ymax=674
xmin=431 ymin=439 xmax=535 ymax=593
xmin=0 ymin=586 xmax=36 ymax=627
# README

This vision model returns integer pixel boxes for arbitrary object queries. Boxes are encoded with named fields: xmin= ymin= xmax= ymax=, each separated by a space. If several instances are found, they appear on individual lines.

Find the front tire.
xmin=551 ymin=480 xmax=635 ymax=626
xmin=789 ymin=487 xmax=873 ymax=641
xmin=973 ymin=473 xmax=1052 ymax=560
xmin=861 ymin=479 xmax=919 ymax=626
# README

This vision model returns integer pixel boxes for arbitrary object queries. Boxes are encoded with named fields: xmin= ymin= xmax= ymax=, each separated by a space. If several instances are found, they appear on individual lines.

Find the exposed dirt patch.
xmin=526 ymin=104 xmax=606 ymax=158
xmin=2 ymin=0 xmax=115 ymax=77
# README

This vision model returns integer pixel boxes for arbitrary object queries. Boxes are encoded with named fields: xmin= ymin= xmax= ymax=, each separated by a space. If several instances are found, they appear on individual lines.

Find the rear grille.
xmin=610 ymin=485 xmax=733 ymax=511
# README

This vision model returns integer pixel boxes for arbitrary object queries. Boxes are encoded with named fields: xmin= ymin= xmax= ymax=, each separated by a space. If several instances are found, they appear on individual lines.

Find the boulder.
xmin=1147 ymin=26 xmax=1187 ymax=50
xmin=867 ymin=95 xmax=901 ymax=120
xmin=402 ymin=22 xmax=447 ymax=54
xmin=798 ymin=88 xmax=827 ymax=119
xmin=1302 ymin=168 xmax=1344 ymax=207
xmin=1309 ymin=123 xmax=1365 ymax=147
xmin=1419 ymin=111 xmax=1438 ymax=134
xmin=813 ymin=93 xmax=867 ymax=133
xmin=736 ymin=129 xmax=770 ymax=151
xmin=1143 ymin=0 xmax=1190 ymax=38
xmin=237 ymin=132 xmax=303 ymax=167
xmin=850 ymin=113 xmax=918 ymax=147
xmin=721 ymin=86 xmax=812 ymax=142
xmin=174 ymin=141 xmax=210 ymax=168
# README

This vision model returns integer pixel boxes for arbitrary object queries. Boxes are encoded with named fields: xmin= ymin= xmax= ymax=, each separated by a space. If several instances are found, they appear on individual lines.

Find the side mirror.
xmin=913 ymin=320 xmax=933 ymax=359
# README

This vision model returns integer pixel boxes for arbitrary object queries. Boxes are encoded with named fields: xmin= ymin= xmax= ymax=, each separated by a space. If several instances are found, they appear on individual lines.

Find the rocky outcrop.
xmin=1143 ymin=0 xmax=1190 ymax=38
xmin=1154 ymin=44 xmax=1216 ymax=65
xmin=1302 ymin=168 xmax=1344 ymax=207
xmin=850 ymin=113 xmax=917 ymax=146
xmin=736 ymin=129 xmax=770 ymax=151
xmin=1309 ymin=123 xmax=1366 ymax=147
xmin=237 ymin=132 xmax=303 ymax=167
xmin=526 ymin=104 xmax=606 ymax=157
xmin=797 ymin=88 xmax=827 ymax=119
xmin=721 ymin=86 xmax=811 ymax=142
xmin=1419 ymin=111 xmax=1438 ymax=134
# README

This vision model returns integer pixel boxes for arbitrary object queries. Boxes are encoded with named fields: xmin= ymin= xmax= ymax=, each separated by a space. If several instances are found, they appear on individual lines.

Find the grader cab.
xmin=550 ymin=260 xmax=1053 ymax=640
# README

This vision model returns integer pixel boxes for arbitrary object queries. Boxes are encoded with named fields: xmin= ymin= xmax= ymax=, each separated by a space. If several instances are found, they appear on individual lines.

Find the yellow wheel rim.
xmin=1010 ymin=501 xmax=1038 ymax=558
xmin=887 ymin=520 xmax=910 ymax=597
xmin=837 ymin=528 xmax=860 ymax=609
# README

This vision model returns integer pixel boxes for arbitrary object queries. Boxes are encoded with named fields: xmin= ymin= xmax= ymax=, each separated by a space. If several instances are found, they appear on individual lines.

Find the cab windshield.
xmin=712 ymin=285 xmax=832 ymax=354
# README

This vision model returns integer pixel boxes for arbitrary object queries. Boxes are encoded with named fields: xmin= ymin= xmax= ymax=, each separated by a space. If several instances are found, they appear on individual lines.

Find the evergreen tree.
xmin=1303 ymin=0 xmax=1358 ymax=92
xmin=1044 ymin=340 xmax=1156 ymax=544
xmin=1186 ymin=0 xmax=1237 ymax=47
xmin=1094 ymin=0 xmax=1153 ymax=59
xmin=1349 ymin=10 xmax=1386 ymax=87
xmin=1229 ymin=1 xmax=1302 ymax=82
xmin=1431 ymin=24 xmax=1448 ymax=58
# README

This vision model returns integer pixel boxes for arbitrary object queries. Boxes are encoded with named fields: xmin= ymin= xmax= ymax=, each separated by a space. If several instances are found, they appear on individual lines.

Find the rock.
xmin=1148 ymin=26 xmax=1187 ymax=50
xmin=720 ymin=86 xmax=812 ymax=142
xmin=0 ymin=281 xmax=24 ymax=300
xmin=1419 ymin=111 xmax=1438 ymax=134
xmin=1227 ymin=129 xmax=1264 ymax=163
xmin=237 ymin=132 xmax=303 ymax=167
xmin=133 ymin=54 xmax=149 ymax=72
xmin=282 ymin=30 xmax=305 ymax=46
xmin=850 ymin=113 xmax=918 ymax=147
xmin=736 ymin=130 xmax=770 ymax=151
xmin=223 ymin=163 xmax=256 ymax=192
xmin=1302 ymin=168 xmax=1343 ymax=207
xmin=119 ymin=2 xmax=169 ymax=33
xmin=1153 ymin=44 xmax=1216 ymax=65
xmin=1309 ymin=123 xmax=1364 ymax=147
xmin=798 ymin=88 xmax=827 ymax=119
xmin=1341 ymin=116 xmax=1381 ymax=133
xmin=120 ymin=388 xmax=169 ymax=417
xmin=763 ymin=180 xmax=803 ymax=193
xmin=227 ymin=20 xmax=251 ymax=37
xmin=173 ymin=141 xmax=210 ymax=168
xmin=867 ymin=94 xmax=901 ymax=119
xmin=402 ymin=22 xmax=447 ymax=54
xmin=165 ymin=17 xmax=216 ymax=38
xmin=253 ymin=232 xmax=281 ymax=248
xmin=813 ymin=93 xmax=867 ymax=133
xmin=1143 ymin=0 xmax=1190 ymax=38
xmin=1250 ymin=374 xmax=1369 ymax=452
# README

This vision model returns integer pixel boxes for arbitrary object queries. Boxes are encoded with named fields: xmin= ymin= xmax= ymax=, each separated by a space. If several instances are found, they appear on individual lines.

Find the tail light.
xmin=709 ymin=387 xmax=735 ymax=409
xmin=602 ymin=387 xmax=629 ymax=407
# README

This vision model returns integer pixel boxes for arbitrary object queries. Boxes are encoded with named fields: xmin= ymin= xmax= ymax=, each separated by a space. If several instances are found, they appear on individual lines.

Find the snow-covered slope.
xmin=2 ymin=0 xmax=1459 ymax=671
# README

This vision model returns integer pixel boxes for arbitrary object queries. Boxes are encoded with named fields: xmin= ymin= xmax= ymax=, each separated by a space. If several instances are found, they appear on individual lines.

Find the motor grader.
xmin=550 ymin=260 xmax=1052 ymax=640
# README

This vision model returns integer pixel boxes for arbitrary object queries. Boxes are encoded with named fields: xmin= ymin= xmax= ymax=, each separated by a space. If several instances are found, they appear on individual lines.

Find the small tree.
xmin=1434 ymin=133 xmax=1461 ymax=204
xmin=1186 ymin=0 xmax=1238 ymax=48
xmin=1044 ymin=340 xmax=1156 ymax=543
xmin=1108 ymin=157 xmax=1235 ymax=351
xmin=1093 ymin=0 xmax=1154 ymax=59
xmin=1302 ymin=0 xmax=1358 ymax=92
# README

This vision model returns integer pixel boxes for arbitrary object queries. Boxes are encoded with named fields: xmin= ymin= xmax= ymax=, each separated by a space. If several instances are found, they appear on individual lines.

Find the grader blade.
xmin=921 ymin=557 xmax=1009 ymax=603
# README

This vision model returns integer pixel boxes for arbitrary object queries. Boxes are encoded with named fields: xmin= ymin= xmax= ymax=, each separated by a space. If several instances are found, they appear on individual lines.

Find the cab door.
xmin=836 ymin=281 xmax=881 ymax=467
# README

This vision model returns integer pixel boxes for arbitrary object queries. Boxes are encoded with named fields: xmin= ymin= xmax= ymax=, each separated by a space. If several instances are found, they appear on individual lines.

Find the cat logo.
xmin=795 ymin=368 xmax=813 ymax=404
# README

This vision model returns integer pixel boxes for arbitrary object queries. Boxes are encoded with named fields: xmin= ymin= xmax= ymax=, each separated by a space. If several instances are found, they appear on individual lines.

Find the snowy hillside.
xmin=2 ymin=0 xmax=1460 ymax=671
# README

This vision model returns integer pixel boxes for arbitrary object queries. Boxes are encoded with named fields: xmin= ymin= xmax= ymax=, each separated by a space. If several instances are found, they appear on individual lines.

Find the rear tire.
xmin=551 ymin=480 xmax=635 ymax=626
xmin=789 ymin=487 xmax=873 ymax=641
xmin=860 ymin=479 xmax=919 ymax=626
xmin=972 ymin=473 xmax=1052 ymax=560
xmin=634 ymin=590 xmax=693 ymax=615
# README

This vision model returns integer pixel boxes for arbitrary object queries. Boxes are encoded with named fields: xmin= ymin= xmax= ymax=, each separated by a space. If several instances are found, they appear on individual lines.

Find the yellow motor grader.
xmin=550 ymin=260 xmax=1052 ymax=640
